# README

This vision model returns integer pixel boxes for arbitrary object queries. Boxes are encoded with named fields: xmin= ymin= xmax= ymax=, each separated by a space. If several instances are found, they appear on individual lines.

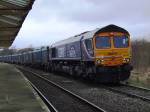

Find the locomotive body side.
xmin=50 ymin=40 xmax=82 ymax=73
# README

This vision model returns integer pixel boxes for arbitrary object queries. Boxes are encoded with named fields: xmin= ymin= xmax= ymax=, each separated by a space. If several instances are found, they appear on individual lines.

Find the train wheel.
xmin=88 ymin=73 xmax=95 ymax=80
xmin=69 ymin=66 xmax=74 ymax=76
xmin=76 ymin=66 xmax=83 ymax=77
xmin=51 ymin=64 xmax=56 ymax=73
xmin=85 ymin=67 xmax=94 ymax=80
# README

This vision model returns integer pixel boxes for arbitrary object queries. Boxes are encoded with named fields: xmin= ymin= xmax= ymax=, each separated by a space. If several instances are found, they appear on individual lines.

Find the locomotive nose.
xmin=95 ymin=48 xmax=130 ymax=66
xmin=96 ymin=55 xmax=123 ymax=66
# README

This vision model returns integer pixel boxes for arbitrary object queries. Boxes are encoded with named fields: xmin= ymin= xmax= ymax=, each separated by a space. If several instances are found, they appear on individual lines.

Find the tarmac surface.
xmin=0 ymin=63 xmax=49 ymax=112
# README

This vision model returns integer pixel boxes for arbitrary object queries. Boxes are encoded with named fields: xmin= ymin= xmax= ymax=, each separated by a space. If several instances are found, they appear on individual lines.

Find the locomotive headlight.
xmin=101 ymin=59 xmax=104 ymax=62
xmin=96 ymin=59 xmax=101 ymax=64
xmin=96 ymin=59 xmax=104 ymax=64
xmin=123 ymin=58 xmax=130 ymax=63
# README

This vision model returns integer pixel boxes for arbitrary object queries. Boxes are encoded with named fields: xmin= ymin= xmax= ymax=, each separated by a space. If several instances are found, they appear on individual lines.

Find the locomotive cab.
xmin=88 ymin=25 xmax=133 ymax=82
xmin=94 ymin=32 xmax=131 ymax=67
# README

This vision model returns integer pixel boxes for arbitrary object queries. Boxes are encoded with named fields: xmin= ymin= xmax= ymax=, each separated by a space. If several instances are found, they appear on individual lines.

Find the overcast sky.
xmin=11 ymin=0 xmax=150 ymax=48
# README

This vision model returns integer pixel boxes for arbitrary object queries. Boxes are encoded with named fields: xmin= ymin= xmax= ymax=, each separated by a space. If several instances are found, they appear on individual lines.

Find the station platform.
xmin=0 ymin=63 xmax=49 ymax=112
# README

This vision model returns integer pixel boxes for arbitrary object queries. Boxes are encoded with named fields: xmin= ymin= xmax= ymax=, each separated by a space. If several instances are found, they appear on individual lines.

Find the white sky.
xmin=11 ymin=0 xmax=150 ymax=48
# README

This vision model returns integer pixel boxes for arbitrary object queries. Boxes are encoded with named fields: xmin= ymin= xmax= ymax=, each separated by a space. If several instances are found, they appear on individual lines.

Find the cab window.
xmin=113 ymin=36 xmax=129 ymax=48
xmin=95 ymin=36 xmax=111 ymax=49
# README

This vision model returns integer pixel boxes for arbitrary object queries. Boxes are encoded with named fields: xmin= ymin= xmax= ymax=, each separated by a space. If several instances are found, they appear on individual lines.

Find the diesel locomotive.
xmin=0 ymin=24 xmax=133 ymax=83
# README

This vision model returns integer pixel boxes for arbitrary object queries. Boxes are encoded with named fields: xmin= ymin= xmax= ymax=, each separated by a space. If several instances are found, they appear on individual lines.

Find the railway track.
xmin=17 ymin=66 xmax=150 ymax=112
xmin=29 ymin=80 xmax=58 ymax=112
xmin=103 ymin=83 xmax=150 ymax=103
xmin=122 ymin=83 xmax=150 ymax=92
xmin=19 ymin=67 xmax=106 ymax=112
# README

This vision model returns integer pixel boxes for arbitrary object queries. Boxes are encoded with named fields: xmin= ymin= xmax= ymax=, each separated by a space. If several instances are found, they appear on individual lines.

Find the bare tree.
xmin=132 ymin=39 xmax=150 ymax=72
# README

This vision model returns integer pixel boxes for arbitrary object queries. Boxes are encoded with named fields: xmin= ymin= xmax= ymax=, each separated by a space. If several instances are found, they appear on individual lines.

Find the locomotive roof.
xmin=95 ymin=24 xmax=130 ymax=35
xmin=52 ymin=24 xmax=129 ymax=47
xmin=51 ymin=28 xmax=99 ymax=47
